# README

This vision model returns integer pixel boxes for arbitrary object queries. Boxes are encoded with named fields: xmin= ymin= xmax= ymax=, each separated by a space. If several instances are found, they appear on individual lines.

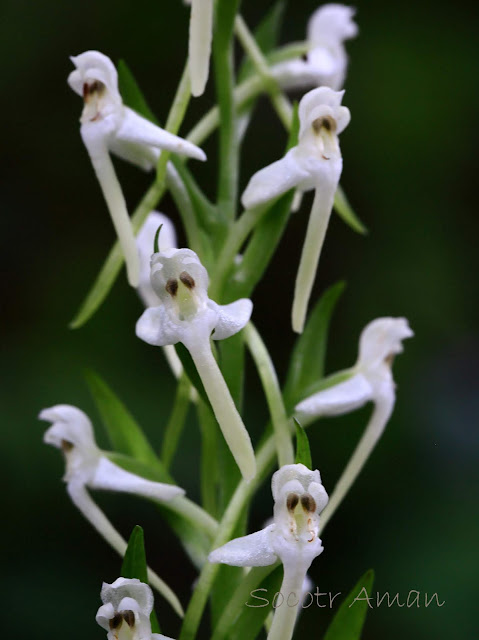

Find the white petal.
xmin=308 ymin=5 xmax=358 ymax=44
xmin=68 ymin=50 xmax=121 ymax=104
xmin=91 ymin=456 xmax=185 ymax=501
xmin=95 ymin=602 xmax=115 ymax=631
xmin=101 ymin=577 xmax=154 ymax=615
xmin=272 ymin=464 xmax=323 ymax=501
xmin=116 ymin=107 xmax=206 ymax=161
xmin=295 ymin=373 xmax=373 ymax=419
xmin=109 ymin=134 xmax=159 ymax=171
xmin=241 ymin=150 xmax=310 ymax=209
xmin=271 ymin=59 xmax=327 ymax=91
xmin=136 ymin=306 xmax=182 ymax=347
xmin=189 ymin=0 xmax=214 ymax=97
xmin=209 ymin=525 xmax=277 ymax=567
xmin=39 ymin=404 xmax=96 ymax=450
xmin=211 ymin=298 xmax=253 ymax=340
xmin=358 ymin=317 xmax=414 ymax=369
xmin=137 ymin=212 xmax=177 ymax=308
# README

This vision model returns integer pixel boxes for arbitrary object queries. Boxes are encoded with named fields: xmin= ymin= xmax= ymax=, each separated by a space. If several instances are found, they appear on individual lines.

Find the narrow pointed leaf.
xmin=174 ymin=343 xmax=211 ymax=409
xmin=85 ymin=369 xmax=160 ymax=468
xmin=334 ymin=184 xmax=367 ymax=235
xmin=121 ymin=525 xmax=149 ymax=583
xmin=118 ymin=59 xmax=160 ymax=124
xmin=121 ymin=526 xmax=161 ymax=633
xmin=230 ymin=565 xmax=283 ymax=640
xmin=107 ymin=453 xmax=213 ymax=569
xmin=323 ymin=569 xmax=375 ymax=640
xmin=238 ymin=0 xmax=287 ymax=82
xmin=283 ymin=281 xmax=345 ymax=411
xmin=223 ymin=104 xmax=300 ymax=303
xmin=294 ymin=418 xmax=312 ymax=469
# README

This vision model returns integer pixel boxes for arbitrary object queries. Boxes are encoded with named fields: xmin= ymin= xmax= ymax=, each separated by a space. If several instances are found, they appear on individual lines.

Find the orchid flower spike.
xmin=96 ymin=578 xmax=174 ymax=640
xmin=272 ymin=4 xmax=358 ymax=91
xmin=68 ymin=51 xmax=206 ymax=286
xmin=187 ymin=0 xmax=214 ymax=97
xmin=136 ymin=247 xmax=256 ymax=481
xmin=295 ymin=317 xmax=413 ymax=531
xmin=39 ymin=404 xmax=184 ymax=616
xmin=242 ymin=87 xmax=350 ymax=333
xmin=210 ymin=463 xmax=328 ymax=640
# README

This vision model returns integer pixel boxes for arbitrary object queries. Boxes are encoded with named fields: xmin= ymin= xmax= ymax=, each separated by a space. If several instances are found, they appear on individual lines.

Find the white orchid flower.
xmin=272 ymin=4 xmax=358 ymax=92
xmin=242 ymin=87 xmax=350 ymax=333
xmin=68 ymin=51 xmax=206 ymax=287
xmin=39 ymin=404 xmax=184 ymax=616
xmin=209 ymin=463 xmax=328 ymax=640
xmin=187 ymin=0 xmax=214 ymax=97
xmin=136 ymin=248 xmax=256 ymax=481
xmin=137 ymin=212 xmax=196 ymax=396
xmin=295 ymin=317 xmax=413 ymax=530
xmin=96 ymin=577 xmax=174 ymax=640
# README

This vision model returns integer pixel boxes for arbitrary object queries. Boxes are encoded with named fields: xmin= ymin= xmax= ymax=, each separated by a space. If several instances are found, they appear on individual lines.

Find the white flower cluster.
xmin=37 ymin=4 xmax=415 ymax=640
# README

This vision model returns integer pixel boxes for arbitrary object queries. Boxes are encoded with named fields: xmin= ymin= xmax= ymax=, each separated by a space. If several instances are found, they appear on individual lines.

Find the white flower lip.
xmin=136 ymin=248 xmax=256 ymax=482
xmin=68 ymin=50 xmax=206 ymax=287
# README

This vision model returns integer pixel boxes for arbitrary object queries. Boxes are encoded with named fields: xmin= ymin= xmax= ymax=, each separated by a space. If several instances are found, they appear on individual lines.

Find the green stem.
xmin=186 ymin=42 xmax=310 ymax=147
xmin=211 ymin=563 xmax=280 ymax=640
xmin=209 ymin=204 xmax=269 ymax=300
xmin=165 ymin=162 xmax=202 ymax=255
xmin=179 ymin=437 xmax=276 ymax=640
xmin=234 ymin=15 xmax=292 ymax=128
xmin=161 ymin=373 xmax=191 ymax=471
xmin=244 ymin=323 xmax=294 ymax=467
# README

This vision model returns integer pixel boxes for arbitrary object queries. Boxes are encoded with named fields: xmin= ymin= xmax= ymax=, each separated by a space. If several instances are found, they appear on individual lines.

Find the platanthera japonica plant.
xmin=39 ymin=3 xmax=412 ymax=639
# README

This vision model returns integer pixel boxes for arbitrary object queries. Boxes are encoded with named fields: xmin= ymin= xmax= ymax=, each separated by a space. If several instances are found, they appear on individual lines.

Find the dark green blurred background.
xmin=1 ymin=0 xmax=478 ymax=638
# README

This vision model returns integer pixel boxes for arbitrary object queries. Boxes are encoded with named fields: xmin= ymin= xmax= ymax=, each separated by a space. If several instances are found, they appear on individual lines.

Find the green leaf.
xmin=230 ymin=565 xmax=283 ymax=640
xmin=334 ymin=184 xmax=367 ymax=235
xmin=118 ymin=59 xmax=159 ymax=124
xmin=121 ymin=526 xmax=161 ymax=633
xmin=238 ymin=0 xmax=286 ymax=82
xmin=85 ymin=370 xmax=160 ymax=468
xmin=107 ymin=453 xmax=212 ymax=569
xmin=323 ymin=569 xmax=375 ymax=640
xmin=121 ymin=525 xmax=149 ymax=583
xmin=69 ymin=243 xmax=124 ymax=329
xmin=294 ymin=418 xmax=312 ymax=469
xmin=223 ymin=103 xmax=300 ymax=303
xmin=283 ymin=281 xmax=345 ymax=411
